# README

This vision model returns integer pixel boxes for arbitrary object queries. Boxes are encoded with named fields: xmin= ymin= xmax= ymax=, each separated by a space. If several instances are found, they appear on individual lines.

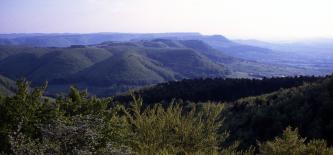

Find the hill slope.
xmin=0 ymin=40 xmax=232 ymax=95
xmin=223 ymin=75 xmax=333 ymax=148
xmin=1 ymin=33 xmax=330 ymax=76
xmin=0 ymin=75 xmax=16 ymax=96
xmin=114 ymin=76 xmax=322 ymax=104
xmin=115 ymin=74 xmax=333 ymax=149
xmin=49 ymin=40 xmax=230 ymax=95
xmin=0 ymin=46 xmax=112 ymax=83
xmin=0 ymin=39 xmax=323 ymax=96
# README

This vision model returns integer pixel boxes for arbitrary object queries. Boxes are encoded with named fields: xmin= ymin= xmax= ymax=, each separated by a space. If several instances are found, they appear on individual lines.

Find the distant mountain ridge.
xmin=0 ymin=33 xmax=330 ymax=96
xmin=235 ymin=39 xmax=333 ymax=73
xmin=0 ymin=39 xmax=231 ymax=96
xmin=2 ymin=32 xmax=331 ymax=75
xmin=0 ymin=33 xmax=203 ymax=47
xmin=0 ymin=38 xmax=316 ymax=96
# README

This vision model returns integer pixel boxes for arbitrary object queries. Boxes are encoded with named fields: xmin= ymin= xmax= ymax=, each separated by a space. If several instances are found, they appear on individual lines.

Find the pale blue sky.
xmin=1 ymin=0 xmax=333 ymax=40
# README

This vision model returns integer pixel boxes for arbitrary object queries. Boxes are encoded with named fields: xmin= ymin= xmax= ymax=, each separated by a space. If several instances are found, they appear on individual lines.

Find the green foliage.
xmin=0 ymin=80 xmax=231 ymax=154
xmin=115 ymin=76 xmax=320 ymax=104
xmin=1 ymin=77 xmax=333 ymax=154
xmin=0 ymin=80 xmax=131 ymax=154
xmin=56 ymin=86 xmax=110 ymax=116
xmin=122 ymin=96 xmax=225 ymax=154
xmin=8 ymin=119 xmax=133 ymax=155
xmin=258 ymin=127 xmax=333 ymax=155
xmin=0 ymin=80 xmax=53 ymax=152
xmin=223 ymin=75 xmax=333 ymax=148
xmin=258 ymin=127 xmax=306 ymax=154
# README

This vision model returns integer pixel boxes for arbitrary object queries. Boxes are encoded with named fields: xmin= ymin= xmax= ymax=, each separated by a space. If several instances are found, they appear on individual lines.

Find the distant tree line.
xmin=114 ymin=76 xmax=322 ymax=105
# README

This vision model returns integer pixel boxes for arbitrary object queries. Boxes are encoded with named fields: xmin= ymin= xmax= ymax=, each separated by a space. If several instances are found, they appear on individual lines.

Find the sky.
xmin=0 ymin=0 xmax=333 ymax=40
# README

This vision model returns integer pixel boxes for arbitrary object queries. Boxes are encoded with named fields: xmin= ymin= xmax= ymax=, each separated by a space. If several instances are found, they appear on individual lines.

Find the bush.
xmin=258 ymin=127 xmax=333 ymax=155
xmin=122 ymin=96 xmax=226 ymax=154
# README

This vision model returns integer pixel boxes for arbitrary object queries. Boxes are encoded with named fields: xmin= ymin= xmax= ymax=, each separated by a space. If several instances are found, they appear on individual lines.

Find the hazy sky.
xmin=1 ymin=0 xmax=333 ymax=40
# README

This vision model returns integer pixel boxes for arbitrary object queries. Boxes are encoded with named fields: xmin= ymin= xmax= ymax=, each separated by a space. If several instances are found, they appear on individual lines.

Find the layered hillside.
xmin=0 ymin=39 xmax=320 ymax=96
xmin=1 ymin=33 xmax=331 ymax=75
xmin=0 ymin=40 xmax=232 ymax=95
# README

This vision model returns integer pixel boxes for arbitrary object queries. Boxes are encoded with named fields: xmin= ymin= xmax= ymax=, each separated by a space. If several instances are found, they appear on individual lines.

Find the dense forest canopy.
xmin=0 ymin=75 xmax=332 ymax=154
xmin=114 ymin=76 xmax=322 ymax=104
xmin=223 ymin=74 xmax=333 ymax=148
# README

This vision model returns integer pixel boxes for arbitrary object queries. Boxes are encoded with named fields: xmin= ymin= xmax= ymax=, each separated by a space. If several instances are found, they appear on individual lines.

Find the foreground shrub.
xmin=259 ymin=127 xmax=333 ymax=155
xmin=123 ymin=96 xmax=226 ymax=154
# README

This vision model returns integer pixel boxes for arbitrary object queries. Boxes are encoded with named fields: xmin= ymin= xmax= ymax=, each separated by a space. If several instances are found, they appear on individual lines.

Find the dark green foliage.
xmin=56 ymin=86 xmax=110 ymax=116
xmin=223 ymin=75 xmax=333 ymax=148
xmin=1 ymin=75 xmax=333 ymax=154
xmin=0 ymin=80 xmax=233 ymax=154
xmin=115 ymin=76 xmax=321 ymax=104
xmin=0 ymin=80 xmax=53 ymax=152
xmin=0 ymin=80 xmax=130 ymax=154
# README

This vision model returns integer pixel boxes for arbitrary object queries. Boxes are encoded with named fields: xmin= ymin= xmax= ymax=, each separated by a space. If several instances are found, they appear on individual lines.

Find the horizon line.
xmin=0 ymin=31 xmax=332 ymax=42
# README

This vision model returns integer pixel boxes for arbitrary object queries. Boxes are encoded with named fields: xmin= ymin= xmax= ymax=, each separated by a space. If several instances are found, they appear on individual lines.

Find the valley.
xmin=0 ymin=33 xmax=329 ymax=96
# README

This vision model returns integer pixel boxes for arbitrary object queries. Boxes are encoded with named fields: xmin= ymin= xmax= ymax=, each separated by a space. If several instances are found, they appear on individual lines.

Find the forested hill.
xmin=1 ymin=33 xmax=332 ymax=76
xmin=0 ymin=39 xmax=316 ymax=97
xmin=0 ymin=39 xmax=229 ymax=96
xmin=114 ymin=76 xmax=322 ymax=104
xmin=223 ymin=74 xmax=333 ymax=149
xmin=114 ymin=74 xmax=333 ymax=149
